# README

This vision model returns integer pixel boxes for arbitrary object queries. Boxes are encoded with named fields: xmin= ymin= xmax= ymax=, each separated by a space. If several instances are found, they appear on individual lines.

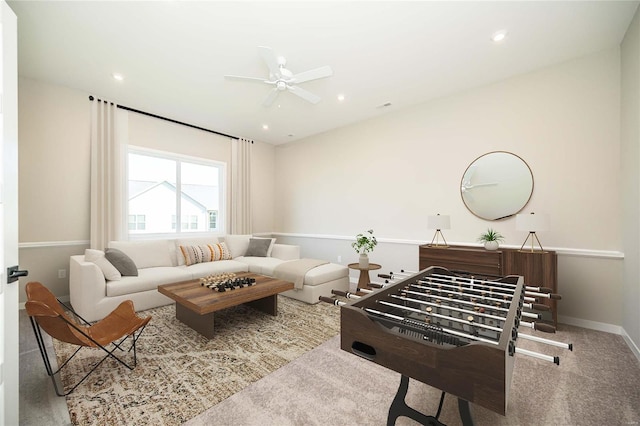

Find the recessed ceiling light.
xmin=337 ymin=94 xmax=345 ymax=102
xmin=262 ymin=124 xmax=269 ymax=130
xmin=491 ymin=30 xmax=508 ymax=43
xmin=112 ymin=73 xmax=124 ymax=81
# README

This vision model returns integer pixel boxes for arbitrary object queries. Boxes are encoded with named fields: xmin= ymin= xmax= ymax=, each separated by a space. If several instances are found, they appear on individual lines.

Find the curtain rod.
xmin=89 ymin=95 xmax=240 ymax=140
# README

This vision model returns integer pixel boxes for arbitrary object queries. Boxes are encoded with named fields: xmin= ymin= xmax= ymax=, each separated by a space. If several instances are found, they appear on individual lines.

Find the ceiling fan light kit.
xmin=224 ymin=46 xmax=333 ymax=107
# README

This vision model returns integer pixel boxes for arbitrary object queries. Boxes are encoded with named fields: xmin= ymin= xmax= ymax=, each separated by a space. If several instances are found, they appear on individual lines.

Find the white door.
xmin=0 ymin=2 xmax=18 ymax=425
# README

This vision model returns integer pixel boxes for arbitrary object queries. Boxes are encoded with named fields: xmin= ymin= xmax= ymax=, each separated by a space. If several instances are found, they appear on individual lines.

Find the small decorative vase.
xmin=484 ymin=241 xmax=499 ymax=251
xmin=359 ymin=253 xmax=369 ymax=268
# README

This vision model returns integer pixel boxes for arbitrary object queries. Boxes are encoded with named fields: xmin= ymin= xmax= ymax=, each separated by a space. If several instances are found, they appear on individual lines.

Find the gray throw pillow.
xmin=244 ymin=238 xmax=271 ymax=257
xmin=105 ymin=248 xmax=139 ymax=276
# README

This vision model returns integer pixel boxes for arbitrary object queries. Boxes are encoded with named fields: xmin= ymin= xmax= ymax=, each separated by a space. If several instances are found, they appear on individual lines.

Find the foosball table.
xmin=320 ymin=266 xmax=571 ymax=425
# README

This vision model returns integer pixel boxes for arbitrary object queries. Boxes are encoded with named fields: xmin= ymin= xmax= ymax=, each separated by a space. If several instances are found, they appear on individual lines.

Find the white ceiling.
xmin=8 ymin=1 xmax=639 ymax=145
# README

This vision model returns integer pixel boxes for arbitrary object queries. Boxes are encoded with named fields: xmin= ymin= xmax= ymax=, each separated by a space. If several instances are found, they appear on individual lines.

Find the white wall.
xmin=621 ymin=7 xmax=640 ymax=353
xmin=251 ymin=138 xmax=275 ymax=233
xmin=274 ymin=48 xmax=626 ymax=331
xmin=17 ymin=77 xmax=276 ymax=301
xmin=18 ymin=78 xmax=91 ymax=243
xmin=17 ymin=78 xmax=91 ymax=300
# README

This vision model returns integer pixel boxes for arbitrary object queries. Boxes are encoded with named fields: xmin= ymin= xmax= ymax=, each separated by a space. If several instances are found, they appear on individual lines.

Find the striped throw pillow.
xmin=180 ymin=245 xmax=213 ymax=266
xmin=209 ymin=242 xmax=232 ymax=261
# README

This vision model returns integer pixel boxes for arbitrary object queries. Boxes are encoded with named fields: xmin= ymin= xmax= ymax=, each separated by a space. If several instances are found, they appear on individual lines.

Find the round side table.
xmin=348 ymin=263 xmax=382 ymax=289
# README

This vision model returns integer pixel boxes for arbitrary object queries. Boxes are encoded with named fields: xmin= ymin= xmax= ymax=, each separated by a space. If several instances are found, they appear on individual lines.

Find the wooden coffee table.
xmin=158 ymin=272 xmax=294 ymax=339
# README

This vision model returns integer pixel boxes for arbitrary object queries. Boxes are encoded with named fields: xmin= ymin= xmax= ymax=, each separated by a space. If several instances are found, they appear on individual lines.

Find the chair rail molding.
xmin=271 ymin=232 xmax=624 ymax=259
xmin=19 ymin=240 xmax=90 ymax=249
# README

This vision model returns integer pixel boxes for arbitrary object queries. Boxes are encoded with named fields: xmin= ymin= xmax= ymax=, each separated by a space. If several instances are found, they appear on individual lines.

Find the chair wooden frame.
xmin=25 ymin=281 xmax=152 ymax=396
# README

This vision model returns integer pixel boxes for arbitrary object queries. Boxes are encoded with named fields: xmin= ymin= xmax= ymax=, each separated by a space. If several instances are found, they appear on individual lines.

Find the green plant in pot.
xmin=478 ymin=228 xmax=504 ymax=251
xmin=352 ymin=229 xmax=377 ymax=268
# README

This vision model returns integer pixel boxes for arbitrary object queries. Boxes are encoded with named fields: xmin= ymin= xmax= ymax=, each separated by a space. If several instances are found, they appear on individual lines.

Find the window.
xmin=208 ymin=210 xmax=218 ymax=230
xmin=171 ymin=215 xmax=198 ymax=230
xmin=128 ymin=147 xmax=225 ymax=237
xmin=128 ymin=215 xmax=146 ymax=231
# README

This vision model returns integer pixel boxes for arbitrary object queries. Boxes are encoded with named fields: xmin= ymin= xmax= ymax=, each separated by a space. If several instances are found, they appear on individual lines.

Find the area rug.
xmin=187 ymin=325 xmax=640 ymax=426
xmin=52 ymin=295 xmax=340 ymax=425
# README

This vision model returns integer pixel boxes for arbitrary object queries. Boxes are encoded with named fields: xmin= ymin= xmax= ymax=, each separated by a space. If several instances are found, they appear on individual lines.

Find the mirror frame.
xmin=460 ymin=151 xmax=534 ymax=221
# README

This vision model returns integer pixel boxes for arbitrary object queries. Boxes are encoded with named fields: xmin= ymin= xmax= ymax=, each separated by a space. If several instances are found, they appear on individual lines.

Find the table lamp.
xmin=427 ymin=214 xmax=450 ymax=248
xmin=516 ymin=212 xmax=549 ymax=252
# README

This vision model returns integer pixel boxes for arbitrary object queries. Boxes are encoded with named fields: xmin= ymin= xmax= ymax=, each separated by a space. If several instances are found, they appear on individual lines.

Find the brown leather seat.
xmin=25 ymin=281 xmax=151 ymax=396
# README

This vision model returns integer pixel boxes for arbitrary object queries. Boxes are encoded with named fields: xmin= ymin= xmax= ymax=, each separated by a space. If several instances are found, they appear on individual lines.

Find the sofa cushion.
xmin=106 ymin=266 xmax=192 ymax=297
xmin=178 ymin=242 xmax=233 ymax=266
xmin=235 ymin=256 xmax=285 ymax=276
xmin=303 ymin=263 xmax=349 ymax=286
xmin=185 ymin=260 xmax=249 ymax=278
xmin=175 ymin=237 xmax=220 ymax=266
xmin=84 ymin=249 xmax=122 ymax=281
xmin=244 ymin=238 xmax=272 ymax=257
xmin=105 ymin=248 xmax=138 ymax=277
xmin=270 ymin=244 xmax=300 ymax=261
xmin=210 ymin=242 xmax=233 ymax=261
xmin=253 ymin=237 xmax=276 ymax=256
xmin=109 ymin=240 xmax=173 ymax=268
xmin=179 ymin=244 xmax=214 ymax=266
xmin=224 ymin=234 xmax=252 ymax=258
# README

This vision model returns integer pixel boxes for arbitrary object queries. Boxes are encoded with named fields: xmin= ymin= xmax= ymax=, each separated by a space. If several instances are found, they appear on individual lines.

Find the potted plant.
xmin=478 ymin=228 xmax=504 ymax=251
xmin=352 ymin=229 xmax=377 ymax=268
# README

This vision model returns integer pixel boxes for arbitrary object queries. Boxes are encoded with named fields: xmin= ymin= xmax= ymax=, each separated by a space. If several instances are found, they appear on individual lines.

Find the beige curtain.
xmin=230 ymin=138 xmax=252 ymax=234
xmin=90 ymin=99 xmax=125 ymax=249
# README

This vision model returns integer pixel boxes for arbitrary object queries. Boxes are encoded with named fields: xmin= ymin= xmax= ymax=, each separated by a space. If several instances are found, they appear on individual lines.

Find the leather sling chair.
xmin=25 ymin=281 xmax=152 ymax=396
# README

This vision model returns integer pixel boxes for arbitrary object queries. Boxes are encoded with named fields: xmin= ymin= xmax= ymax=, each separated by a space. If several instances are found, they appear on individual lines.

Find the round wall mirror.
xmin=460 ymin=151 xmax=533 ymax=220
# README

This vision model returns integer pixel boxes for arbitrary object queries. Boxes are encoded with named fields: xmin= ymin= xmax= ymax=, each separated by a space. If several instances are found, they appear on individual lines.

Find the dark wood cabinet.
xmin=419 ymin=245 xmax=558 ymax=327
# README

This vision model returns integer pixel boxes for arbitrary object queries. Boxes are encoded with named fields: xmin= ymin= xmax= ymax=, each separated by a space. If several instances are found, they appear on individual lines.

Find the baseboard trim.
xmin=558 ymin=315 xmax=622 ymax=334
xmin=621 ymin=328 xmax=640 ymax=362
xmin=546 ymin=315 xmax=640 ymax=361
xmin=19 ymin=295 xmax=70 ymax=311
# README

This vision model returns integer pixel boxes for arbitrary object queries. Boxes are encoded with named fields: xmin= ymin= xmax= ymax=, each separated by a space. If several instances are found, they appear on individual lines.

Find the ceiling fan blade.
xmin=258 ymin=46 xmax=281 ymax=78
xmin=287 ymin=85 xmax=321 ymax=104
xmin=291 ymin=66 xmax=333 ymax=84
xmin=262 ymin=88 xmax=280 ymax=107
xmin=224 ymin=75 xmax=269 ymax=83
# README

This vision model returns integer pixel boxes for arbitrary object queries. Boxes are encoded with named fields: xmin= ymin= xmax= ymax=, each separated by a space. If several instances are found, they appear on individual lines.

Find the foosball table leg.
xmin=387 ymin=375 xmax=446 ymax=426
xmin=386 ymin=375 xmax=475 ymax=426
xmin=457 ymin=398 xmax=475 ymax=426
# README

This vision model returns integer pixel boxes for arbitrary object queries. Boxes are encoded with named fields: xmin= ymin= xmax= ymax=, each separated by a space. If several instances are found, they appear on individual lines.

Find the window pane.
xmin=128 ymin=153 xmax=177 ymax=234
xmin=180 ymin=162 xmax=220 ymax=233
xmin=208 ymin=211 xmax=218 ymax=230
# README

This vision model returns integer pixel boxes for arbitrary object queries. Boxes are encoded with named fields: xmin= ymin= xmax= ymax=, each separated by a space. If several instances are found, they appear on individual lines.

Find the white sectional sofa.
xmin=69 ymin=235 xmax=349 ymax=322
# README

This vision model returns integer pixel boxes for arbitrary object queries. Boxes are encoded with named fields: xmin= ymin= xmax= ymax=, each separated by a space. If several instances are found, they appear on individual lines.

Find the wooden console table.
xmin=419 ymin=245 xmax=558 ymax=327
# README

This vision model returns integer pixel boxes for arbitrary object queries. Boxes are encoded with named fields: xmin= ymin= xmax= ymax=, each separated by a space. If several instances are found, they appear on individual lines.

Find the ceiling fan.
xmin=224 ymin=46 xmax=333 ymax=107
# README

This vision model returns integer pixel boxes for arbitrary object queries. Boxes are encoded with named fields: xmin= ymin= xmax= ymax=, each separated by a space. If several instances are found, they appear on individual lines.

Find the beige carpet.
xmin=186 ymin=324 xmax=640 ymax=426
xmin=52 ymin=295 xmax=340 ymax=425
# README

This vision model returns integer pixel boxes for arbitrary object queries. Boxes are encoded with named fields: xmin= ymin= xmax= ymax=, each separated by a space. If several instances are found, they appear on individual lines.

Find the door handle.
xmin=7 ymin=265 xmax=28 ymax=284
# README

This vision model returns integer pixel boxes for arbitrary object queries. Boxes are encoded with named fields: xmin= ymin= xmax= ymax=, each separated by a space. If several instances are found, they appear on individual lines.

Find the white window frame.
xmin=127 ymin=146 xmax=226 ymax=240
